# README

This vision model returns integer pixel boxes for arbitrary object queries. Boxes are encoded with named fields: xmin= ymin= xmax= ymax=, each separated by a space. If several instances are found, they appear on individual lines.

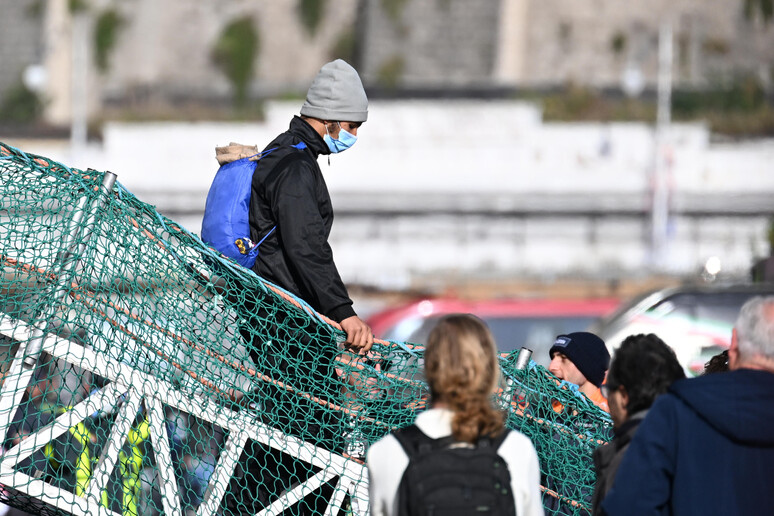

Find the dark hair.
xmin=606 ymin=333 xmax=685 ymax=414
xmin=425 ymin=314 xmax=504 ymax=443
xmin=702 ymin=349 xmax=729 ymax=375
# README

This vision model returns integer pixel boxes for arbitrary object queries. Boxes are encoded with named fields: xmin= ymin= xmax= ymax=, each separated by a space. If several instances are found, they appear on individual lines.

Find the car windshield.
xmin=644 ymin=291 xmax=765 ymax=340
xmin=594 ymin=285 xmax=774 ymax=375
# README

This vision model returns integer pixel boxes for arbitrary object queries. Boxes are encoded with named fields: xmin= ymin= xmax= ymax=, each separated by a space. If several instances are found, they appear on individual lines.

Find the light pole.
xmin=650 ymin=21 xmax=673 ymax=269
xmin=70 ymin=9 xmax=89 ymax=158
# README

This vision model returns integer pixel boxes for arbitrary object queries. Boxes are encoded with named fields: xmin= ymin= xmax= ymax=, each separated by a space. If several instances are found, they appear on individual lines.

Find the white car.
xmin=591 ymin=283 xmax=774 ymax=376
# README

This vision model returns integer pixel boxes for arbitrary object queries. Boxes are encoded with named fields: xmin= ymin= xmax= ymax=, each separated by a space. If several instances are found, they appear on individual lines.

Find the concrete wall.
xmin=100 ymin=0 xmax=360 ymax=101
xmin=519 ymin=0 xmax=774 ymax=88
xmin=10 ymin=100 xmax=773 ymax=290
xmin=4 ymin=0 xmax=773 ymax=123
xmin=358 ymin=0 xmax=501 ymax=87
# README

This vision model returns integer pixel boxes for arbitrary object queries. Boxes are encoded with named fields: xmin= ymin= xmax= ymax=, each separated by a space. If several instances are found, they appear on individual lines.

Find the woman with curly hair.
xmin=367 ymin=314 xmax=544 ymax=516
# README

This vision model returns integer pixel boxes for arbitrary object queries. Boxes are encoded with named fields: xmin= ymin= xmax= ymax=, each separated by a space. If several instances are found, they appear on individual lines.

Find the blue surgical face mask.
xmin=324 ymin=123 xmax=357 ymax=153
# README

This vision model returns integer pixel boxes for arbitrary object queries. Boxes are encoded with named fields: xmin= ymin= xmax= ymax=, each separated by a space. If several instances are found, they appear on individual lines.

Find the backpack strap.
xmin=393 ymin=424 xmax=455 ymax=459
xmin=395 ymin=425 xmax=511 ymax=457
xmin=257 ymin=142 xmax=314 ymax=189
xmin=476 ymin=429 xmax=510 ymax=451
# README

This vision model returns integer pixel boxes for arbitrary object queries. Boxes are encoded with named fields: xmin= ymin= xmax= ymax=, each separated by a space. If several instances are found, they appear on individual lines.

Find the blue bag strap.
xmin=250 ymin=141 xmax=306 ymax=160
xmin=256 ymin=226 xmax=276 ymax=247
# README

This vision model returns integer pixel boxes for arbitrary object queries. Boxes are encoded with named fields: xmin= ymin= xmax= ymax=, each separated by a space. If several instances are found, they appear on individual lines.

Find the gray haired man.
xmin=602 ymin=296 xmax=774 ymax=516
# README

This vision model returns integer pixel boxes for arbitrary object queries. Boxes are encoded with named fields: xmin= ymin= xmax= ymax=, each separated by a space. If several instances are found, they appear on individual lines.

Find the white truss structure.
xmin=0 ymin=314 xmax=369 ymax=516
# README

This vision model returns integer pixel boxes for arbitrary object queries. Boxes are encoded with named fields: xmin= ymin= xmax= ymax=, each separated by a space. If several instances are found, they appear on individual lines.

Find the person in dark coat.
xmin=218 ymin=60 xmax=376 ymax=514
xmin=601 ymin=296 xmax=774 ymax=516
xmin=590 ymin=333 xmax=684 ymax=515
xmin=248 ymin=58 xmax=372 ymax=351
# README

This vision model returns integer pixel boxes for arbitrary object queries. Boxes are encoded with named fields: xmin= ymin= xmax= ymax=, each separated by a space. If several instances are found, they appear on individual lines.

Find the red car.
xmin=367 ymin=297 xmax=620 ymax=368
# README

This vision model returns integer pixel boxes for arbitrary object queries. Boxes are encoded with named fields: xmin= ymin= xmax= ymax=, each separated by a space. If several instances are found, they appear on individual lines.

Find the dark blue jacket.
xmin=601 ymin=369 xmax=774 ymax=516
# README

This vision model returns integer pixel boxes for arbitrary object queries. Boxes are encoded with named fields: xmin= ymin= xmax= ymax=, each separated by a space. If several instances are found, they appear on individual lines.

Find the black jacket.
xmin=248 ymin=116 xmax=355 ymax=322
xmin=590 ymin=410 xmax=647 ymax=516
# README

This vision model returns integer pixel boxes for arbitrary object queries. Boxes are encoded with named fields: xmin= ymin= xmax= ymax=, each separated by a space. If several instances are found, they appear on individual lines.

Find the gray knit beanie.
xmin=300 ymin=59 xmax=368 ymax=122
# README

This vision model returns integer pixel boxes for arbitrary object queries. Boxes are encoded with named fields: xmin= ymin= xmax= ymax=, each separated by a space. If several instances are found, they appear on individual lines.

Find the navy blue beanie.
xmin=549 ymin=332 xmax=610 ymax=387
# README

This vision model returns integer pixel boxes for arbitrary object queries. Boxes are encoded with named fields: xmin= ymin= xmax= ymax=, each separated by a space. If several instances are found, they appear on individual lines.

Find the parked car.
xmin=368 ymin=297 xmax=620 ymax=368
xmin=591 ymin=283 xmax=774 ymax=375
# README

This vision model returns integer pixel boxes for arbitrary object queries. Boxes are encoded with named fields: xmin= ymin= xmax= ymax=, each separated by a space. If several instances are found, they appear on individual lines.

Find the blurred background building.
xmin=3 ymin=0 xmax=774 ymax=122
xmin=1 ymin=0 xmax=773 ymax=301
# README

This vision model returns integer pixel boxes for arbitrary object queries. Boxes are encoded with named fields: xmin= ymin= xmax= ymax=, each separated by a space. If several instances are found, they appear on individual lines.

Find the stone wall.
xmin=10 ymin=100 xmax=773 ymax=288
xmin=519 ymin=0 xmax=774 ymax=88
xmin=2 ymin=0 xmax=773 ymax=122
xmin=356 ymin=0 xmax=774 ymax=89
xmin=100 ymin=0 xmax=360 ymax=102
xmin=358 ymin=0 xmax=501 ymax=87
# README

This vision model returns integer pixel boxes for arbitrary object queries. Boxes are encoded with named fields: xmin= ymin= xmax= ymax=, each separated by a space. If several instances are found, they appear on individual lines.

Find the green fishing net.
xmin=0 ymin=142 xmax=612 ymax=515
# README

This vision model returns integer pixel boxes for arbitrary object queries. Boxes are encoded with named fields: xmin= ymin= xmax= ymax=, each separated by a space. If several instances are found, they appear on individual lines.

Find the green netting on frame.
xmin=0 ymin=142 xmax=612 ymax=516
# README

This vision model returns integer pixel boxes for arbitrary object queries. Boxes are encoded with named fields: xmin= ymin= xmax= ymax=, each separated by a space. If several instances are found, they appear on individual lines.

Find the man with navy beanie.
xmin=549 ymin=331 xmax=611 ymax=411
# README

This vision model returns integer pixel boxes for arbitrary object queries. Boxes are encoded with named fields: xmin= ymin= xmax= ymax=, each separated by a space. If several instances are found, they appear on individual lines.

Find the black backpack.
xmin=394 ymin=424 xmax=516 ymax=516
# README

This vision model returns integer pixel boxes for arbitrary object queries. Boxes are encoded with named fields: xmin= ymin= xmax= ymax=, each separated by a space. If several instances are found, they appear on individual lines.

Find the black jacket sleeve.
xmin=268 ymin=160 xmax=356 ymax=322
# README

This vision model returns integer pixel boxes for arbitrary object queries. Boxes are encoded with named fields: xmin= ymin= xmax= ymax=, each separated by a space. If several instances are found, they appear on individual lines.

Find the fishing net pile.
xmin=0 ymin=142 xmax=611 ymax=515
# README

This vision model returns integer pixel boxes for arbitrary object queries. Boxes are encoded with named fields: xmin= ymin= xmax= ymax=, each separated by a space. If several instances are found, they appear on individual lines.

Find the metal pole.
xmin=514 ymin=347 xmax=533 ymax=370
xmin=651 ymin=21 xmax=673 ymax=268
xmin=0 ymin=171 xmax=117 ymax=447
xmin=70 ymin=11 xmax=89 ymax=157
xmin=21 ymin=170 xmax=117 ymax=370
xmin=500 ymin=347 xmax=533 ymax=410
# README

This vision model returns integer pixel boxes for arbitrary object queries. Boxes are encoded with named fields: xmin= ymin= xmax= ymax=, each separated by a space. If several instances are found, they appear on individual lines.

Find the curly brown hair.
xmin=424 ymin=314 xmax=505 ymax=443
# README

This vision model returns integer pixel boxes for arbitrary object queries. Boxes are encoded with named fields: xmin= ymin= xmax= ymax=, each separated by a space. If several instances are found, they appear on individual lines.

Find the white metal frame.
xmin=0 ymin=314 xmax=369 ymax=516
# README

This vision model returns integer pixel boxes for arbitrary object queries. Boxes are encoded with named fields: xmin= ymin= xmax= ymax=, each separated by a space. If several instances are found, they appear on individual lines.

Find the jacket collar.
xmin=289 ymin=115 xmax=330 ymax=156
xmin=594 ymin=410 xmax=649 ymax=469
xmin=612 ymin=409 xmax=648 ymax=444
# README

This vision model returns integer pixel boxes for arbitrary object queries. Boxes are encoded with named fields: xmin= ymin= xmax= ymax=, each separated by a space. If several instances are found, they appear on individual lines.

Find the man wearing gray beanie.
xmin=211 ymin=60 xmax=373 ymax=515
xmin=247 ymin=59 xmax=372 ymax=351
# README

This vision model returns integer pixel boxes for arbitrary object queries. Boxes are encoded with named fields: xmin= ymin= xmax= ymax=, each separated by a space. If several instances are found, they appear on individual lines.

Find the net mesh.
xmin=0 ymin=142 xmax=612 ymax=516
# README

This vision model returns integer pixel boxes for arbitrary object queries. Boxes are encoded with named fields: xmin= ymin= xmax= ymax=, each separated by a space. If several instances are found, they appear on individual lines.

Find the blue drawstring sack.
xmin=201 ymin=142 xmax=306 ymax=268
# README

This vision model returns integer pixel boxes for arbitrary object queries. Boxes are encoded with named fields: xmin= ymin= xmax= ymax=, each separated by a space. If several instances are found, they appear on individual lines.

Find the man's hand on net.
xmin=340 ymin=316 xmax=374 ymax=353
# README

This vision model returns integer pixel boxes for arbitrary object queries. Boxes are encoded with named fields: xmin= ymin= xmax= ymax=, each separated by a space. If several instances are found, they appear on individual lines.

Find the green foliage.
xmin=536 ymin=76 xmax=774 ymax=137
xmin=744 ymin=0 xmax=774 ymax=23
xmin=94 ymin=9 xmax=124 ymax=73
xmin=540 ymin=84 xmax=656 ymax=123
xmin=330 ymin=27 xmax=356 ymax=63
xmin=610 ymin=32 xmax=626 ymax=55
xmin=68 ymin=0 xmax=88 ymax=13
xmin=381 ymin=0 xmax=409 ymax=24
xmin=211 ymin=17 xmax=259 ymax=109
xmin=699 ymin=109 xmax=774 ymax=138
xmin=0 ymin=81 xmax=43 ymax=124
xmin=672 ymin=76 xmax=766 ymax=115
xmin=27 ymin=0 xmax=45 ymax=18
xmin=769 ymin=217 xmax=774 ymax=255
xmin=297 ymin=0 xmax=326 ymax=37
xmin=376 ymin=55 xmax=405 ymax=90
xmin=555 ymin=84 xmax=594 ymax=118
xmin=702 ymin=37 xmax=730 ymax=55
